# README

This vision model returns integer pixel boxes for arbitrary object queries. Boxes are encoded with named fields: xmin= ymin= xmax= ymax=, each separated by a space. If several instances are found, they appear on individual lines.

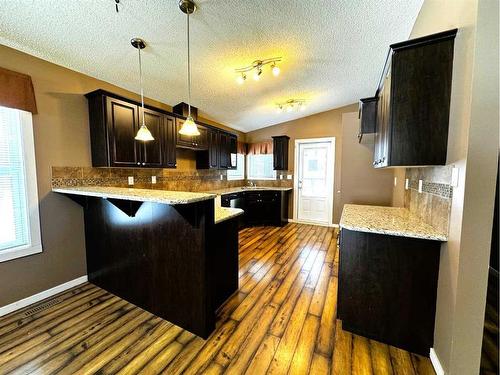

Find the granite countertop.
xmin=206 ymin=186 xmax=293 ymax=195
xmin=340 ymin=204 xmax=448 ymax=241
xmin=215 ymin=206 xmax=244 ymax=224
xmin=52 ymin=186 xmax=216 ymax=205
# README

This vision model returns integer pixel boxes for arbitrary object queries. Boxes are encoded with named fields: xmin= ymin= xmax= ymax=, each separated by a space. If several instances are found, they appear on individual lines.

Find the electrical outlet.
xmin=451 ymin=167 xmax=459 ymax=187
xmin=280 ymin=175 xmax=284 ymax=180
xmin=151 ymin=176 xmax=157 ymax=184
xmin=405 ymin=178 xmax=409 ymax=190
xmin=394 ymin=177 xmax=397 ymax=187
xmin=418 ymin=180 xmax=423 ymax=193
xmin=287 ymin=174 xmax=293 ymax=180
xmin=220 ymin=174 xmax=224 ymax=181
xmin=128 ymin=176 xmax=134 ymax=186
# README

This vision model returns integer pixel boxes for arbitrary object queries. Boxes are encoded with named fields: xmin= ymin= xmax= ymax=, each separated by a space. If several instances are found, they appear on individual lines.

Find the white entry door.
xmin=295 ymin=138 xmax=334 ymax=225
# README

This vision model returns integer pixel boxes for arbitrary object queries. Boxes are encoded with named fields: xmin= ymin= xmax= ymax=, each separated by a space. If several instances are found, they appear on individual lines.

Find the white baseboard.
xmin=0 ymin=275 xmax=88 ymax=317
xmin=430 ymin=348 xmax=445 ymax=375
xmin=288 ymin=218 xmax=338 ymax=228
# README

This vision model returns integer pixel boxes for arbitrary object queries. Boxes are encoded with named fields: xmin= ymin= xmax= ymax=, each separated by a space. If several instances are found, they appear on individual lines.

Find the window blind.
xmin=0 ymin=106 xmax=29 ymax=251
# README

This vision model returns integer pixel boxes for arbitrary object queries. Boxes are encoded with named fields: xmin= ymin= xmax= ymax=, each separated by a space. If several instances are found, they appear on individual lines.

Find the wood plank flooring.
xmin=0 ymin=224 xmax=435 ymax=374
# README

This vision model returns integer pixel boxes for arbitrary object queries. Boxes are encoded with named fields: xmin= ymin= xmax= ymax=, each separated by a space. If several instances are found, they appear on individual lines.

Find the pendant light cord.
xmin=138 ymin=46 xmax=146 ymax=126
xmin=187 ymin=11 xmax=192 ymax=118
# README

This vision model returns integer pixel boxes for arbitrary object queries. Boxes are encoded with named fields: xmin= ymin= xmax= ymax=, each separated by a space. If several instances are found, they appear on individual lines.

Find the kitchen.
xmin=0 ymin=1 xmax=498 ymax=374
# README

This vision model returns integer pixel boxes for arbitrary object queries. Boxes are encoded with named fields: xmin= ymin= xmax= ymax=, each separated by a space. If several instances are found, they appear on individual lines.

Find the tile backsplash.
xmin=51 ymin=167 xmax=293 ymax=192
xmin=404 ymin=166 xmax=453 ymax=235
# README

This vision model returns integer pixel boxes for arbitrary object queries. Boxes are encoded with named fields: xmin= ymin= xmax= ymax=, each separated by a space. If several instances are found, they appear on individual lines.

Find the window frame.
xmin=227 ymin=153 xmax=245 ymax=181
xmin=0 ymin=109 xmax=42 ymax=263
xmin=246 ymin=153 xmax=277 ymax=180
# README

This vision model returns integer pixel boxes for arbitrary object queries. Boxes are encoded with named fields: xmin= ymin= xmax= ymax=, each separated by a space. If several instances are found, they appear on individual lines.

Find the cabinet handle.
xmin=142 ymin=162 xmax=146 ymax=166
xmin=137 ymin=162 xmax=140 ymax=165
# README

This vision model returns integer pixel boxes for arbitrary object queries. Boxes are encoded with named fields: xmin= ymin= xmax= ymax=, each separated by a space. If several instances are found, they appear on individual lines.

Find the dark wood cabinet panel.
xmin=176 ymin=119 xmax=208 ymax=150
xmin=86 ymin=90 xmax=177 ymax=168
xmin=228 ymin=134 xmax=238 ymax=169
xmin=272 ymin=136 xmax=290 ymax=171
xmin=140 ymin=107 xmax=164 ymax=167
xmin=218 ymin=132 xmax=230 ymax=169
xmin=370 ymin=29 xmax=457 ymax=168
xmin=338 ymin=228 xmax=441 ymax=355
xmin=164 ymin=115 xmax=177 ymax=168
xmin=208 ymin=129 xmax=220 ymax=169
xmin=221 ymin=190 xmax=289 ymax=227
xmin=358 ymin=97 xmax=377 ymax=143
xmin=106 ymin=97 xmax=140 ymax=167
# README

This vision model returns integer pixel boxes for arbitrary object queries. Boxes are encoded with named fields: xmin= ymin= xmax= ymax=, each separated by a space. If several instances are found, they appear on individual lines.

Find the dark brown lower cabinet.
xmin=221 ymin=190 xmax=289 ymax=227
xmin=338 ymin=229 xmax=441 ymax=356
xmin=59 ymin=194 xmax=239 ymax=339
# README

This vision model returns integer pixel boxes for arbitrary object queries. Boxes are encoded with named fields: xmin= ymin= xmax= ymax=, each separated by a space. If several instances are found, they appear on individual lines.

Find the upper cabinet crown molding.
xmin=367 ymin=29 xmax=458 ymax=168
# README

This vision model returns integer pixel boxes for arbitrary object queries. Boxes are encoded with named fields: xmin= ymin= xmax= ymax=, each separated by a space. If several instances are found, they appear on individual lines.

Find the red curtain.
xmin=247 ymin=141 xmax=273 ymax=155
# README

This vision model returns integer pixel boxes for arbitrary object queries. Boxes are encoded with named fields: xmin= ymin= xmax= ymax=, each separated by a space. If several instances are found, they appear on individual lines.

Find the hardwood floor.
xmin=0 ymin=224 xmax=435 ymax=374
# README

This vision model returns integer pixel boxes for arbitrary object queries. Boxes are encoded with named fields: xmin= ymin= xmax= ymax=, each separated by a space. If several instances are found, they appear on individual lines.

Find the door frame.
xmin=293 ymin=137 xmax=335 ymax=226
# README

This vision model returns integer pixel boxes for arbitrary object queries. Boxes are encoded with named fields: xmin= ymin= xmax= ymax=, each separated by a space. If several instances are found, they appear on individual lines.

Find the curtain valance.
xmin=237 ymin=141 xmax=247 ymax=155
xmin=0 ymin=67 xmax=37 ymax=114
xmin=247 ymin=140 xmax=273 ymax=155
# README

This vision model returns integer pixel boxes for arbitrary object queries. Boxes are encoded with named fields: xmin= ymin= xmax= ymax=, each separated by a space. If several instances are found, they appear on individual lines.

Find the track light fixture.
xmin=235 ymin=57 xmax=281 ymax=84
xmin=276 ymin=99 xmax=307 ymax=113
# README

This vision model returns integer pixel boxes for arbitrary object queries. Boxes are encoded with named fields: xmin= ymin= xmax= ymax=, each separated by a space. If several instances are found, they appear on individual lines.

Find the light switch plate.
xmin=405 ymin=178 xmax=409 ymax=190
xmin=451 ymin=167 xmax=459 ymax=187
xmin=151 ymin=176 xmax=157 ymax=184
xmin=287 ymin=174 xmax=293 ymax=180
xmin=418 ymin=180 xmax=423 ymax=193
xmin=128 ymin=176 xmax=134 ymax=185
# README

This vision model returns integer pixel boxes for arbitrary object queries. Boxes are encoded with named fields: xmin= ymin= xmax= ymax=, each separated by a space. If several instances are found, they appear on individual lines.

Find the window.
xmin=227 ymin=154 xmax=245 ymax=181
xmin=0 ymin=106 xmax=42 ymax=262
xmin=247 ymin=154 xmax=276 ymax=180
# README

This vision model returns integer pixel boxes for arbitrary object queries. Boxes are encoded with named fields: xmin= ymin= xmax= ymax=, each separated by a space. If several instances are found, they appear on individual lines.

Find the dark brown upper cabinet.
xmin=85 ymin=90 xmax=176 ymax=168
xmin=358 ymin=97 xmax=378 ymax=143
xmin=175 ymin=119 xmax=208 ymax=150
xmin=196 ymin=128 xmax=238 ymax=170
xmin=371 ymin=29 xmax=457 ymax=168
xmin=272 ymin=136 xmax=290 ymax=170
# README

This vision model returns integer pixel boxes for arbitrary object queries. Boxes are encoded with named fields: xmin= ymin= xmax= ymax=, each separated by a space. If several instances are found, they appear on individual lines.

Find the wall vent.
xmin=24 ymin=298 xmax=61 ymax=316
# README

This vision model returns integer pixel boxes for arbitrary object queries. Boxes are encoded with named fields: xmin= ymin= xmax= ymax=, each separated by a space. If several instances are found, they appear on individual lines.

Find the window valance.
xmin=0 ymin=67 xmax=37 ymax=114
xmin=247 ymin=140 xmax=273 ymax=155
xmin=237 ymin=141 xmax=247 ymax=155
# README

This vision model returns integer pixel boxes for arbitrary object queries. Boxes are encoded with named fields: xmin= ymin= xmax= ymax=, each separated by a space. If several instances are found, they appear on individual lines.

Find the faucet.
xmin=247 ymin=181 xmax=256 ymax=187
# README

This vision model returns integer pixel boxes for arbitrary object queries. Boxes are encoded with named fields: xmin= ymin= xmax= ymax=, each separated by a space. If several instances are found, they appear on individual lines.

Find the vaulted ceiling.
xmin=0 ymin=0 xmax=423 ymax=132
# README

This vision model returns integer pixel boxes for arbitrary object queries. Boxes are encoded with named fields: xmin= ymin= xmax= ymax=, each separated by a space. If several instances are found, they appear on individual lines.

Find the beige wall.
xmin=246 ymin=105 xmax=395 ymax=223
xmin=0 ymin=45 xmax=241 ymax=307
xmin=341 ymin=112 xmax=394 ymax=208
xmin=403 ymin=0 xmax=499 ymax=373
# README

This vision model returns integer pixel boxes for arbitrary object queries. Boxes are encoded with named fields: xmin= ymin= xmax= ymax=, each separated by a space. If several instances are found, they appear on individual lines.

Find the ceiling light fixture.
xmin=132 ymin=38 xmax=154 ymax=142
xmin=178 ymin=0 xmax=200 ymax=136
xmin=276 ymin=99 xmax=307 ymax=113
xmin=235 ymin=57 xmax=282 ymax=84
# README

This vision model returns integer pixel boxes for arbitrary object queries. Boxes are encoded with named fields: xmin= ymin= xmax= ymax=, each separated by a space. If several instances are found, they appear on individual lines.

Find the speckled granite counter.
xmin=206 ymin=186 xmax=293 ymax=195
xmin=340 ymin=204 xmax=448 ymax=241
xmin=53 ymin=186 xmax=216 ymax=205
xmin=215 ymin=206 xmax=244 ymax=224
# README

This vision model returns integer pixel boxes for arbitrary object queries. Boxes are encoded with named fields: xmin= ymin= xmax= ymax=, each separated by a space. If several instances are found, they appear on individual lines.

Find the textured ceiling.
xmin=0 ymin=0 xmax=422 ymax=132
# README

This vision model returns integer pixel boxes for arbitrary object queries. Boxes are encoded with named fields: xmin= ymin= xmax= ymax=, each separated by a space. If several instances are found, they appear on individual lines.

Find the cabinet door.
xmin=380 ymin=73 xmax=391 ymax=167
xmin=163 ymin=115 xmax=177 ymax=168
xmin=219 ymin=133 xmax=230 ymax=169
xmin=139 ymin=107 xmax=163 ymax=167
xmin=106 ymin=97 xmax=139 ymax=167
xmin=176 ymin=119 xmax=207 ymax=150
xmin=208 ymin=129 xmax=219 ymax=169
xmin=176 ymin=119 xmax=193 ymax=148
xmin=228 ymin=134 xmax=238 ymax=169
xmin=272 ymin=136 xmax=290 ymax=170
xmin=194 ymin=126 xmax=208 ymax=150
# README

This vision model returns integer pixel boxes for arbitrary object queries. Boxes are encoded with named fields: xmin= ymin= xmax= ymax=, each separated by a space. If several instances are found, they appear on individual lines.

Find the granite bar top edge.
xmin=215 ymin=206 xmax=244 ymax=224
xmin=339 ymin=204 xmax=448 ymax=242
xmin=52 ymin=186 xmax=216 ymax=205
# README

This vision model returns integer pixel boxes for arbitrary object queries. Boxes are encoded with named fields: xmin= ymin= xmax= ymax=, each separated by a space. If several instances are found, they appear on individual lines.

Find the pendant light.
xmin=132 ymin=38 xmax=154 ymax=142
xmin=178 ymin=0 xmax=200 ymax=136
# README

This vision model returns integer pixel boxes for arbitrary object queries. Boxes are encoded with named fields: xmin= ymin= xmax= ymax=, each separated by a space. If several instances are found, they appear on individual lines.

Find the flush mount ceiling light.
xmin=132 ymin=38 xmax=155 ymax=142
xmin=276 ymin=99 xmax=307 ymax=113
xmin=178 ymin=0 xmax=200 ymax=136
xmin=235 ymin=57 xmax=282 ymax=84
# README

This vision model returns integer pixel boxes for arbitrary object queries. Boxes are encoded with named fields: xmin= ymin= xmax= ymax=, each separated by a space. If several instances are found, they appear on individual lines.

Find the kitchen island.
xmin=338 ymin=204 xmax=447 ymax=355
xmin=53 ymin=186 xmax=243 ymax=339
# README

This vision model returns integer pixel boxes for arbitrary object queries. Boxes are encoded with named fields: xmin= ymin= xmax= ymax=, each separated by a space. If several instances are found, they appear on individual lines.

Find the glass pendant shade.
xmin=179 ymin=115 xmax=200 ymax=136
xmin=135 ymin=123 xmax=155 ymax=141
